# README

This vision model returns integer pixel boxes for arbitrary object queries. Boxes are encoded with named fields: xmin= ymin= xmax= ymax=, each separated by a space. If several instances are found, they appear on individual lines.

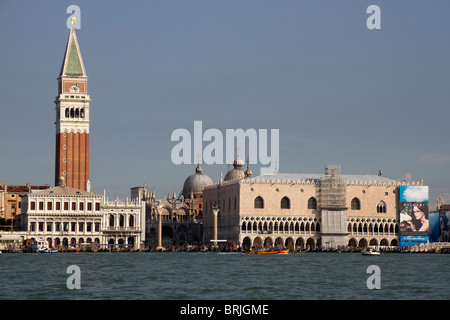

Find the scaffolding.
xmin=319 ymin=165 xmax=347 ymax=210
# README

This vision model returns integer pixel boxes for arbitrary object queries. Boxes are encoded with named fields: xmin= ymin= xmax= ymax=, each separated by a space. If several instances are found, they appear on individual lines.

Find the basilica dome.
xmin=224 ymin=156 xmax=246 ymax=181
xmin=182 ymin=164 xmax=213 ymax=198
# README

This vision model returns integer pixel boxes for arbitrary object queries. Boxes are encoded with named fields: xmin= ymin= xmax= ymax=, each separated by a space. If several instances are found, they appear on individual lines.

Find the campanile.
xmin=54 ymin=24 xmax=90 ymax=190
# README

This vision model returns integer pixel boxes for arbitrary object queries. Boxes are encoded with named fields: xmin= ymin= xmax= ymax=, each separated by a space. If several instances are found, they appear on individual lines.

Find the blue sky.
xmin=1 ymin=1 xmax=449 ymax=207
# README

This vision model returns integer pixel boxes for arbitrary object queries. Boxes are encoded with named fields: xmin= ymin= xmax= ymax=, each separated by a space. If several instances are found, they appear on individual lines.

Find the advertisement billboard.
xmin=399 ymin=186 xmax=429 ymax=246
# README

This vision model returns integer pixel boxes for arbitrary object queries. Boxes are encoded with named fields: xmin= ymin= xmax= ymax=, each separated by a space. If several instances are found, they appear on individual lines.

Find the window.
xmin=39 ymin=202 xmax=44 ymax=210
xmin=56 ymin=202 xmax=61 ymax=210
xmin=377 ymin=201 xmax=386 ymax=213
xmin=281 ymin=196 xmax=291 ymax=209
xmin=87 ymin=202 xmax=92 ymax=211
xmin=95 ymin=202 xmax=100 ymax=211
xmin=30 ymin=202 xmax=36 ymax=210
xmin=109 ymin=214 xmax=115 ymax=227
xmin=307 ymin=197 xmax=317 ymax=210
xmin=79 ymin=202 xmax=84 ymax=211
xmin=254 ymin=196 xmax=264 ymax=209
xmin=129 ymin=215 xmax=134 ymax=227
xmin=72 ymin=202 xmax=76 ymax=211
xmin=64 ymin=202 xmax=69 ymax=210
xmin=47 ymin=202 xmax=52 ymax=210
xmin=351 ymin=198 xmax=361 ymax=210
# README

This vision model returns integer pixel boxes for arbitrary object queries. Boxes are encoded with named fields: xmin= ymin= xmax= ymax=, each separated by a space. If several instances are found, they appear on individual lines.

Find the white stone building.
xmin=19 ymin=178 xmax=145 ymax=250
xmin=20 ymin=178 xmax=103 ymax=249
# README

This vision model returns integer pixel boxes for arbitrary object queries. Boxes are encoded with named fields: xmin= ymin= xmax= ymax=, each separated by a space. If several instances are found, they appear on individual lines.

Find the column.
xmin=212 ymin=206 xmax=219 ymax=249
xmin=157 ymin=211 xmax=163 ymax=250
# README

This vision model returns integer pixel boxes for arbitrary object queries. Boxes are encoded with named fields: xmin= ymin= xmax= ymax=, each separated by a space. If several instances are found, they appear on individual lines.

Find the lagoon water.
xmin=0 ymin=252 xmax=448 ymax=300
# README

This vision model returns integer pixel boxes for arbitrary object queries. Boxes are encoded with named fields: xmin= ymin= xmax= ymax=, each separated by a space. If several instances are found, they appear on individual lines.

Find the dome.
xmin=182 ymin=164 xmax=213 ymax=197
xmin=224 ymin=156 xmax=246 ymax=181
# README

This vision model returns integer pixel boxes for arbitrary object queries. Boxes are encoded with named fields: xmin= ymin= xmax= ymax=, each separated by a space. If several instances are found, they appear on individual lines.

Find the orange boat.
xmin=243 ymin=249 xmax=289 ymax=255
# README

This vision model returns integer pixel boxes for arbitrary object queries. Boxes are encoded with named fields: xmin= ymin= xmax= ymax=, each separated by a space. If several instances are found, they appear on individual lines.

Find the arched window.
xmin=254 ymin=196 xmax=264 ymax=209
xmin=281 ymin=196 xmax=290 ymax=209
xmin=65 ymin=108 xmax=69 ymax=118
xmin=351 ymin=197 xmax=361 ymax=210
xmin=119 ymin=214 xmax=125 ymax=227
xmin=109 ymin=214 xmax=115 ymax=227
xmin=376 ymin=201 xmax=386 ymax=213
xmin=80 ymin=108 xmax=85 ymax=118
xmin=307 ymin=197 xmax=317 ymax=209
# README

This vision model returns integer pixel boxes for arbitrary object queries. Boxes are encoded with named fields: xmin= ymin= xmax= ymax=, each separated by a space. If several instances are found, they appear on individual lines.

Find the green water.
xmin=0 ymin=252 xmax=448 ymax=300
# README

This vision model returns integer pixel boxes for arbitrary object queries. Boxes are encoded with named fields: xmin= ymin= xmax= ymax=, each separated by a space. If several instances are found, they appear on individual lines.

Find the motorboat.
xmin=36 ymin=238 xmax=58 ymax=253
xmin=243 ymin=249 xmax=289 ymax=255
xmin=361 ymin=248 xmax=380 ymax=256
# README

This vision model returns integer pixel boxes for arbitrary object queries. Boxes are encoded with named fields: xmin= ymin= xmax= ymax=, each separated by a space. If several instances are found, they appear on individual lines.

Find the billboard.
xmin=399 ymin=186 xmax=429 ymax=246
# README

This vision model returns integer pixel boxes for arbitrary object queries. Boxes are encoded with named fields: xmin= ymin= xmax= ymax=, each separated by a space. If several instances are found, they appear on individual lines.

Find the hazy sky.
xmin=1 ymin=1 xmax=449 ymax=207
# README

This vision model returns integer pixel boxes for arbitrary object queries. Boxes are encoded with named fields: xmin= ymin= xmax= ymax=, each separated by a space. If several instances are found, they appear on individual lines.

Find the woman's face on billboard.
xmin=412 ymin=205 xmax=424 ymax=220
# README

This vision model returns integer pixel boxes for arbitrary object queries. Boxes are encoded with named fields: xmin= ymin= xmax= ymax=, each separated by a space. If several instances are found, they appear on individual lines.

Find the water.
xmin=0 ymin=252 xmax=448 ymax=300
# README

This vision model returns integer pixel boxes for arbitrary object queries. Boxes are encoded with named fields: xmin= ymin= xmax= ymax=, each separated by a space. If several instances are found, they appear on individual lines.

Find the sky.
xmin=0 ymin=1 xmax=449 ymax=207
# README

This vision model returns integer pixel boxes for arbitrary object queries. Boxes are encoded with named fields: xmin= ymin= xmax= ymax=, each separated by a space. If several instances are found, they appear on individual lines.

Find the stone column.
xmin=157 ymin=211 xmax=163 ymax=250
xmin=211 ymin=205 xmax=219 ymax=249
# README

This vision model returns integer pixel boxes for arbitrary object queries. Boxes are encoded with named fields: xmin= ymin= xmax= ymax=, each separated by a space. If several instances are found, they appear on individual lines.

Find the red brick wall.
xmin=55 ymin=132 xmax=89 ymax=190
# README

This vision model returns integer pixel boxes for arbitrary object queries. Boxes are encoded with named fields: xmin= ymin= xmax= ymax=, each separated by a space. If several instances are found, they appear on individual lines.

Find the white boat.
xmin=362 ymin=248 xmax=380 ymax=256
xmin=36 ymin=239 xmax=59 ymax=253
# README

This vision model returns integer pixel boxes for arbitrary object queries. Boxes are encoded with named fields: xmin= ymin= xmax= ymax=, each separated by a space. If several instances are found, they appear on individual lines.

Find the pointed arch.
xmin=377 ymin=200 xmax=387 ymax=213
xmin=351 ymin=197 xmax=361 ymax=210
xmin=307 ymin=197 xmax=317 ymax=209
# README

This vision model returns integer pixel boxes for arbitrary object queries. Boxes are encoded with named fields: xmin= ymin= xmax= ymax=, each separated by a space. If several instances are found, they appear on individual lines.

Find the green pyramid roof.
xmin=60 ymin=27 xmax=85 ymax=77
xmin=66 ymin=34 xmax=83 ymax=75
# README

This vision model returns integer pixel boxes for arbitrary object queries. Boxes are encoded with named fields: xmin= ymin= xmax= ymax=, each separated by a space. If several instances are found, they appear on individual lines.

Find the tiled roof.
xmin=28 ymin=185 xmax=102 ymax=197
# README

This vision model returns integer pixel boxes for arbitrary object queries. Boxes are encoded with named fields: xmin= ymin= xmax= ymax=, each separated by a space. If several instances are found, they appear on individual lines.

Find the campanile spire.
xmin=54 ymin=25 xmax=90 ymax=190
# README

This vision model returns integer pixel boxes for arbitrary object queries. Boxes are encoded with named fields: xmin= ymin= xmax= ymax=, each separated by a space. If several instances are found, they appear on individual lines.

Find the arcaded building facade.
xmin=203 ymin=164 xmax=423 ymax=250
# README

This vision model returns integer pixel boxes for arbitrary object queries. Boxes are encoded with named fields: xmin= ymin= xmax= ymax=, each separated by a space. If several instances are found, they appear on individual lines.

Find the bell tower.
xmin=54 ymin=23 xmax=90 ymax=190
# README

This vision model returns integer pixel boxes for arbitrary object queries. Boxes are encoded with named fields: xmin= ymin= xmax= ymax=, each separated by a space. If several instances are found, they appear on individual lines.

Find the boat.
xmin=361 ymin=248 xmax=380 ymax=256
xmin=36 ymin=238 xmax=59 ymax=253
xmin=243 ymin=249 xmax=289 ymax=255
